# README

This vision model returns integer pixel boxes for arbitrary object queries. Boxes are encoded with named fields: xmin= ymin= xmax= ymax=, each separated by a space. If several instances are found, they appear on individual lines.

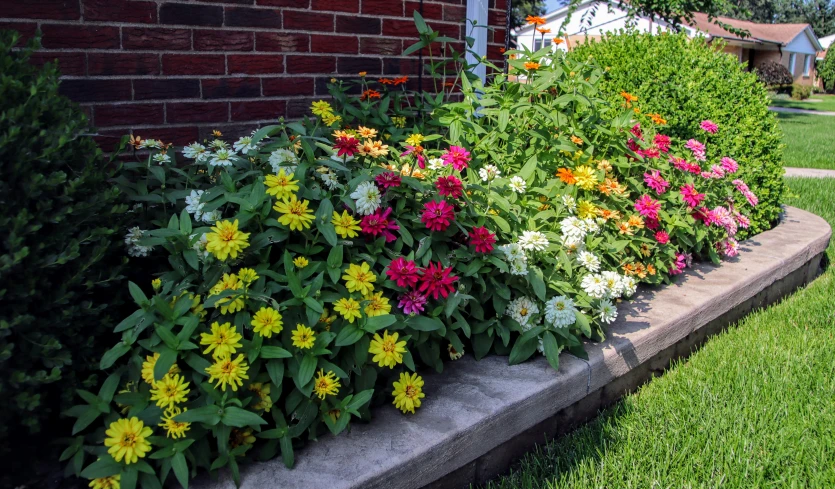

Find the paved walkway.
xmin=769 ymin=106 xmax=835 ymax=116
xmin=785 ymin=167 xmax=835 ymax=178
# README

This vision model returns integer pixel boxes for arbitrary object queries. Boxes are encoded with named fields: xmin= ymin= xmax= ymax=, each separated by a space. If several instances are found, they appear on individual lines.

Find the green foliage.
xmin=791 ymin=83 xmax=813 ymax=100
xmin=818 ymin=48 xmax=835 ymax=92
xmin=0 ymin=30 xmax=129 ymax=484
xmin=755 ymin=60 xmax=793 ymax=88
xmin=569 ymin=31 xmax=785 ymax=237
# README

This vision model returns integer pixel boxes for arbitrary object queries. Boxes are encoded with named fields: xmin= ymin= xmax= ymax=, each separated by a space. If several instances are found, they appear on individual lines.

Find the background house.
xmin=515 ymin=0 xmax=822 ymax=86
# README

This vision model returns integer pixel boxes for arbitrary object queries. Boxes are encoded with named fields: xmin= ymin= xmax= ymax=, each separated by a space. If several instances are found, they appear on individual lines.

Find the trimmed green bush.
xmin=569 ymin=31 xmax=785 ymax=236
xmin=818 ymin=48 xmax=835 ymax=92
xmin=791 ymin=84 xmax=812 ymax=100
xmin=0 ymin=30 xmax=128 ymax=484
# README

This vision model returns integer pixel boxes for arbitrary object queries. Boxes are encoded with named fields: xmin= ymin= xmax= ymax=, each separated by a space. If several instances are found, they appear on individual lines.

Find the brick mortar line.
xmin=94 ymin=119 xmax=286 ymax=131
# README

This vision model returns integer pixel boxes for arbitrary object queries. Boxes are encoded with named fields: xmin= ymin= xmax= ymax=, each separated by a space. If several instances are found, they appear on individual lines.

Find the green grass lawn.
xmin=770 ymin=93 xmax=835 ymax=112
xmin=480 ymin=177 xmax=835 ymax=489
xmin=777 ymin=112 xmax=835 ymax=170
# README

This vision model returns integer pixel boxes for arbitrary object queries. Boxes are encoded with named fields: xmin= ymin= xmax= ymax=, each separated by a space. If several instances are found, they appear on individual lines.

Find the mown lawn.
xmin=770 ymin=93 xmax=835 ymax=112
xmin=777 ymin=112 xmax=835 ymax=170
xmin=479 ymin=177 xmax=835 ymax=489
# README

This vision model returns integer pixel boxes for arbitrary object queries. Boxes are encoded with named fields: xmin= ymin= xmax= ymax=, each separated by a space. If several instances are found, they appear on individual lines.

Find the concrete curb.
xmin=768 ymin=106 xmax=835 ymax=116
xmin=785 ymin=167 xmax=835 ymax=178
xmin=201 ymin=206 xmax=831 ymax=489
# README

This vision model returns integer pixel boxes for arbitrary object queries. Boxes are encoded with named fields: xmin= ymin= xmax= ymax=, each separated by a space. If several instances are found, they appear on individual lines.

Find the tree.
xmin=819 ymin=47 xmax=835 ymax=91
xmin=510 ymin=0 xmax=547 ymax=31
xmin=718 ymin=0 xmax=835 ymax=38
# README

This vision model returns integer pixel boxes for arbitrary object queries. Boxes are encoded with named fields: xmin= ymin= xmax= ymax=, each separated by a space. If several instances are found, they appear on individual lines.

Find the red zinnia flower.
xmin=375 ymin=171 xmax=401 ymax=189
xmin=469 ymin=226 xmax=496 ymax=253
xmin=360 ymin=207 xmax=399 ymax=243
xmin=630 ymin=123 xmax=643 ymax=140
xmin=418 ymin=261 xmax=458 ymax=300
xmin=334 ymin=136 xmax=360 ymax=157
xmin=655 ymin=230 xmax=670 ymax=244
xmin=654 ymin=134 xmax=671 ymax=153
xmin=421 ymin=200 xmax=455 ymax=232
xmin=386 ymin=257 xmax=420 ymax=288
xmin=435 ymin=175 xmax=463 ymax=198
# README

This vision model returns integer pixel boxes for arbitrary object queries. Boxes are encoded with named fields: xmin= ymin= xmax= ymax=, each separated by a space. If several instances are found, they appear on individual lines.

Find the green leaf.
xmin=128 ymin=281 xmax=148 ymax=306
xmin=575 ymin=310 xmax=592 ymax=337
xmin=120 ymin=467 xmax=138 ymax=489
xmin=171 ymin=452 xmax=189 ymax=489
xmin=407 ymin=315 xmax=445 ymax=334
xmin=175 ymin=405 xmax=222 ymax=425
xmin=542 ymin=332 xmax=561 ymax=371
xmin=508 ymin=328 xmax=544 ymax=365
xmin=315 ymin=199 xmax=338 ymax=246
xmin=529 ymin=267 xmax=547 ymax=302
xmin=153 ymin=347 xmax=178 ymax=382
xmin=327 ymin=245 xmax=344 ymax=269
xmin=71 ymin=407 xmax=101 ymax=435
xmin=297 ymin=354 xmax=318 ymax=387
xmin=266 ymin=359 xmax=285 ymax=387
xmin=80 ymin=457 xmax=121 ymax=479
xmin=345 ymin=389 xmax=374 ymax=413
xmin=98 ymin=372 xmax=121 ymax=403
xmin=100 ymin=342 xmax=130 ymax=369
xmin=179 ymin=209 xmax=192 ymax=235
xmin=221 ymin=406 xmax=268 ymax=428
xmin=261 ymin=346 xmax=292 ymax=359
xmin=280 ymin=436 xmax=294 ymax=468
xmin=335 ymin=323 xmax=364 ymax=346
xmin=363 ymin=314 xmax=396 ymax=332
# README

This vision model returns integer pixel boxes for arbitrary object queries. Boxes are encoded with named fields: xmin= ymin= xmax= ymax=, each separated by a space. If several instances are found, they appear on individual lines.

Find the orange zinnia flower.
xmin=526 ymin=15 xmax=547 ymax=25
xmin=619 ymin=91 xmax=638 ymax=103
xmin=392 ymin=76 xmax=409 ymax=86
xmin=617 ymin=221 xmax=633 ymax=236
xmin=556 ymin=168 xmax=576 ymax=185
xmin=570 ymin=135 xmax=583 ymax=145
xmin=361 ymin=89 xmax=382 ymax=101
xmin=129 ymin=134 xmax=143 ymax=149
xmin=536 ymin=27 xmax=551 ymax=34
xmin=627 ymin=215 xmax=645 ymax=229
xmin=378 ymin=78 xmax=393 ymax=85
xmin=499 ymin=47 xmax=506 ymax=53
xmin=553 ymin=38 xmax=565 ymax=45
xmin=524 ymin=62 xmax=540 ymax=70
xmin=359 ymin=71 xmax=367 ymax=77
xmin=648 ymin=113 xmax=667 ymax=125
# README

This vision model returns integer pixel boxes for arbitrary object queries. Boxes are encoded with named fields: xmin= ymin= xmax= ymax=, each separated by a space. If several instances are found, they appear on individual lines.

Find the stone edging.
xmin=784 ymin=167 xmax=835 ymax=178
xmin=201 ymin=206 xmax=831 ymax=489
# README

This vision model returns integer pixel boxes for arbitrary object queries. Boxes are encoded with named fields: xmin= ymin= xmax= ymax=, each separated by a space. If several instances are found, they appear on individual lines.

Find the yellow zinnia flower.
xmin=369 ymin=330 xmax=407 ymax=369
xmin=140 ymin=353 xmax=179 ymax=385
xmin=151 ymin=278 xmax=161 ymax=292
xmin=322 ymin=114 xmax=342 ymax=126
xmin=573 ymin=165 xmax=599 ymax=191
xmin=333 ymin=297 xmax=362 ymax=323
xmin=209 ymin=273 xmax=245 ymax=315
xmin=150 ymin=374 xmax=190 ymax=410
xmin=577 ymin=200 xmax=598 ymax=219
xmin=405 ymin=133 xmax=424 ymax=146
xmin=205 ymin=219 xmax=250 ymax=261
xmin=159 ymin=407 xmax=191 ymax=439
xmin=392 ymin=372 xmax=425 ymax=414
xmin=331 ymin=210 xmax=361 ymax=238
xmin=104 ymin=417 xmax=153 ymax=464
xmin=249 ymin=383 xmax=272 ymax=412
xmin=311 ymin=100 xmax=333 ymax=117
xmin=230 ymin=428 xmax=256 ymax=448
xmin=251 ymin=307 xmax=283 ymax=338
xmin=291 ymin=324 xmax=316 ymax=349
xmin=88 ymin=475 xmax=120 ymax=489
xmin=318 ymin=308 xmax=337 ymax=329
xmin=313 ymin=369 xmax=341 ymax=399
xmin=342 ymin=262 xmax=375 ymax=295
xmin=264 ymin=169 xmax=299 ymax=201
xmin=363 ymin=291 xmax=391 ymax=317
xmin=293 ymin=256 xmax=309 ymax=268
xmin=200 ymin=321 xmax=243 ymax=359
xmin=205 ymin=354 xmax=250 ymax=391
xmin=357 ymin=126 xmax=378 ymax=139
xmin=273 ymin=195 xmax=315 ymax=231
xmin=237 ymin=267 xmax=259 ymax=285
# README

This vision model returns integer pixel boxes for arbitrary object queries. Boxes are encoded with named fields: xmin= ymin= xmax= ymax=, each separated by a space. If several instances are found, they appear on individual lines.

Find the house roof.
xmin=685 ymin=12 xmax=816 ymax=47
xmin=821 ymin=33 xmax=835 ymax=50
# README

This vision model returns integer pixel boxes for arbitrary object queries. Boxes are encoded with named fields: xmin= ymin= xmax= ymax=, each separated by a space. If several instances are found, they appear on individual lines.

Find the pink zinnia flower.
xmin=732 ymin=179 xmax=758 ymax=207
xmin=643 ymin=170 xmax=670 ymax=194
xmin=634 ymin=195 xmax=661 ymax=220
xmin=655 ymin=230 xmax=670 ymax=244
xmin=719 ymin=238 xmax=739 ymax=257
xmin=639 ymin=147 xmax=660 ymax=159
xmin=375 ymin=171 xmax=401 ymax=189
xmin=421 ymin=200 xmax=455 ymax=232
xmin=692 ymin=206 xmax=713 ymax=225
xmin=630 ymin=123 xmax=643 ymax=140
xmin=710 ymin=165 xmax=726 ymax=178
xmin=679 ymin=184 xmax=705 ymax=208
xmin=386 ymin=257 xmax=420 ymax=288
xmin=418 ymin=261 xmax=458 ymax=300
xmin=685 ymin=139 xmax=706 ymax=161
xmin=469 ymin=226 xmax=496 ymax=254
xmin=334 ymin=136 xmax=360 ymax=157
xmin=734 ymin=211 xmax=750 ymax=229
xmin=441 ymin=145 xmax=471 ymax=171
xmin=669 ymin=252 xmax=688 ymax=275
xmin=654 ymin=134 xmax=671 ymax=153
xmin=670 ymin=156 xmax=702 ymax=174
xmin=720 ymin=157 xmax=738 ymax=173
xmin=700 ymin=120 xmax=718 ymax=134
xmin=400 ymin=145 xmax=426 ymax=168
xmin=399 ymin=290 xmax=427 ymax=315
xmin=435 ymin=175 xmax=463 ymax=199
xmin=361 ymin=207 xmax=400 ymax=243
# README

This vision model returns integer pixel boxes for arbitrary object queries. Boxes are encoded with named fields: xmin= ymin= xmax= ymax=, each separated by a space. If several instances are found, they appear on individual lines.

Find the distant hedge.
xmin=569 ymin=31 xmax=784 ymax=236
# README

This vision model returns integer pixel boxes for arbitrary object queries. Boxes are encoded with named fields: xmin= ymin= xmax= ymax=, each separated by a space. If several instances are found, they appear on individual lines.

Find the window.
xmin=789 ymin=53 xmax=797 ymax=75
xmin=803 ymin=54 xmax=812 ymax=76
xmin=534 ymin=38 xmax=553 ymax=51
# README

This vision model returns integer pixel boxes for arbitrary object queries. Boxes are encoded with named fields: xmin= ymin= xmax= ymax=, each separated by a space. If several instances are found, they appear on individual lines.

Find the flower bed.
xmin=68 ymin=19 xmax=764 ymax=489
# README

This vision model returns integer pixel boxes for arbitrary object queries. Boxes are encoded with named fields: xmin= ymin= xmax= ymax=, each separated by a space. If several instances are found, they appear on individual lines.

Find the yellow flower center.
xmin=289 ymin=202 xmax=306 ymax=216
xmin=520 ymin=308 xmax=528 ymax=316
xmin=404 ymin=386 xmax=418 ymax=399
xmin=122 ymin=433 xmax=137 ymax=447
xmin=221 ymin=361 xmax=234 ymax=374
xmin=219 ymin=228 xmax=236 ymax=241
xmin=382 ymin=340 xmax=396 ymax=353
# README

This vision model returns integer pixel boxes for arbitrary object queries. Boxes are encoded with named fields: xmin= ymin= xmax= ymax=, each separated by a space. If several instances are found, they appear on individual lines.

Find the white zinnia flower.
xmin=320 ymin=171 xmax=342 ymax=190
xmin=350 ymin=181 xmax=381 ymax=216
xmin=210 ymin=148 xmax=236 ymax=167
xmin=562 ymin=195 xmax=577 ymax=213
xmin=202 ymin=210 xmax=221 ymax=223
xmin=479 ymin=165 xmax=501 ymax=182
xmin=124 ymin=227 xmax=153 ymax=257
xmin=581 ymin=273 xmax=608 ymax=299
xmin=545 ymin=296 xmax=577 ymax=328
xmin=190 ymin=233 xmax=209 ymax=259
xmin=209 ymin=139 xmax=228 ymax=150
xmin=183 ymin=142 xmax=207 ymax=162
xmin=560 ymin=217 xmax=587 ymax=241
xmin=518 ymin=230 xmax=549 ymax=252
xmin=427 ymin=157 xmax=444 ymax=171
xmin=509 ymin=260 xmax=528 ymax=276
xmin=233 ymin=136 xmax=257 ymax=153
xmin=582 ymin=218 xmax=600 ymax=234
xmin=577 ymin=251 xmax=600 ymax=272
xmin=509 ymin=176 xmax=527 ymax=194
xmin=500 ymin=243 xmax=526 ymax=262
xmin=507 ymin=296 xmax=540 ymax=330
xmin=560 ymin=234 xmax=585 ymax=253
xmin=269 ymin=148 xmax=298 ymax=173
xmin=152 ymin=153 xmax=170 ymax=165
xmin=601 ymin=271 xmax=623 ymax=298
xmin=331 ymin=154 xmax=354 ymax=164
xmin=619 ymin=275 xmax=638 ymax=298
xmin=140 ymin=139 xmax=161 ymax=149
xmin=185 ymin=190 xmax=205 ymax=221
xmin=597 ymin=299 xmax=618 ymax=324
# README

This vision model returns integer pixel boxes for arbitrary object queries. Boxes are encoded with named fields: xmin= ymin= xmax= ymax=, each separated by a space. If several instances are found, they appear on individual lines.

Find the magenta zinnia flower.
xmin=634 ymin=195 xmax=661 ymax=220
xmin=386 ymin=257 xmax=420 ymax=288
xmin=654 ymin=134 xmax=671 ymax=153
xmin=679 ymin=184 xmax=705 ymax=208
xmin=720 ymin=157 xmax=738 ymax=174
xmin=630 ymin=123 xmax=643 ymax=140
xmin=440 ymin=145 xmax=471 ymax=171
xmin=418 ymin=261 xmax=458 ymax=300
xmin=638 ymin=147 xmax=660 ymax=159
xmin=700 ymin=120 xmax=719 ymax=134
xmin=360 ymin=207 xmax=400 ymax=243
xmin=400 ymin=145 xmax=426 ymax=168
xmin=398 ymin=290 xmax=427 ymax=315
xmin=734 ymin=211 xmax=750 ymax=229
xmin=375 ymin=171 xmax=401 ymax=189
xmin=334 ymin=136 xmax=360 ymax=157
xmin=469 ymin=226 xmax=496 ymax=254
xmin=643 ymin=170 xmax=670 ymax=194
xmin=655 ymin=230 xmax=670 ymax=244
xmin=670 ymin=156 xmax=701 ymax=175
xmin=669 ymin=252 xmax=688 ymax=275
xmin=421 ymin=200 xmax=455 ymax=232
xmin=685 ymin=139 xmax=706 ymax=161
xmin=435 ymin=175 xmax=463 ymax=198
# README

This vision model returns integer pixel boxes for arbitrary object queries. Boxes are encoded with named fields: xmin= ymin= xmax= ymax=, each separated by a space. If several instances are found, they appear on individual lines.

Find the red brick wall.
xmin=2 ymin=0 xmax=507 ymax=149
